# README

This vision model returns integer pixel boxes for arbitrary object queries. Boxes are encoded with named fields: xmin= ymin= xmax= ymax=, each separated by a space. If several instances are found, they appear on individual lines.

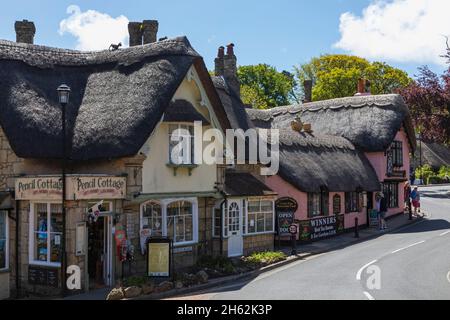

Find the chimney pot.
xmin=303 ymin=80 xmax=313 ymax=103
xmin=15 ymin=20 xmax=36 ymax=44
xmin=142 ymin=20 xmax=158 ymax=44
xmin=214 ymin=46 xmax=225 ymax=77
xmin=128 ymin=22 xmax=143 ymax=47
xmin=226 ymin=43 xmax=235 ymax=55
xmin=218 ymin=46 xmax=225 ymax=58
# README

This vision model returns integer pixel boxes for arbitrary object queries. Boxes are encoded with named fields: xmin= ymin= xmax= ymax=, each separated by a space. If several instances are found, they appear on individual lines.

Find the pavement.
xmin=166 ymin=185 xmax=450 ymax=300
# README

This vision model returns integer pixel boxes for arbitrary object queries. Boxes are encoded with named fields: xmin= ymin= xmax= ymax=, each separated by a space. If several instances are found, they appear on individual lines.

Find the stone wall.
xmin=243 ymin=234 xmax=274 ymax=255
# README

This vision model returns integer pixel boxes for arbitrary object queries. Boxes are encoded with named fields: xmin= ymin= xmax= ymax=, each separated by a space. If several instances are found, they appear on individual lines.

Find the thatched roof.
xmin=224 ymin=170 xmax=276 ymax=196
xmin=212 ymin=76 xmax=254 ymax=131
xmin=247 ymin=94 xmax=416 ymax=153
xmin=275 ymin=129 xmax=381 ymax=192
xmin=163 ymin=99 xmax=209 ymax=124
xmin=416 ymin=142 xmax=450 ymax=170
xmin=0 ymin=37 xmax=230 ymax=160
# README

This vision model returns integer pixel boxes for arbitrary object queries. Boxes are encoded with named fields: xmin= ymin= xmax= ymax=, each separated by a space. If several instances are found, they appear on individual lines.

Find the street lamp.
xmin=57 ymin=84 xmax=70 ymax=297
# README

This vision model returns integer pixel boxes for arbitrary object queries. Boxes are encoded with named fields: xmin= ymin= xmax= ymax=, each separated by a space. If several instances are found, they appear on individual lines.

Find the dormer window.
xmin=168 ymin=124 xmax=195 ymax=165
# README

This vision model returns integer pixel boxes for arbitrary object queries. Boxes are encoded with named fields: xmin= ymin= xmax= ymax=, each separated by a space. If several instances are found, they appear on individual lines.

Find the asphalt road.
xmin=174 ymin=185 xmax=450 ymax=300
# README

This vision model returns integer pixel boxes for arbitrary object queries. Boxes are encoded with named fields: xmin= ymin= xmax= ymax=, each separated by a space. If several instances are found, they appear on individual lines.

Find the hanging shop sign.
xmin=275 ymin=197 xmax=298 ymax=236
xmin=15 ymin=176 xmax=126 ymax=200
xmin=67 ymin=176 xmax=126 ymax=200
xmin=296 ymin=214 xmax=345 ymax=242
xmin=147 ymin=238 xmax=172 ymax=277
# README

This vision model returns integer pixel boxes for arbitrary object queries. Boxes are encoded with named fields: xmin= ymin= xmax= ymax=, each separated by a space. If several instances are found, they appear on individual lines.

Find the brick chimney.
xmin=223 ymin=43 xmax=240 ymax=97
xmin=303 ymin=80 xmax=312 ymax=103
xmin=214 ymin=46 xmax=225 ymax=76
xmin=142 ymin=20 xmax=158 ymax=44
xmin=15 ymin=20 xmax=35 ymax=44
xmin=355 ymin=78 xmax=371 ymax=96
xmin=128 ymin=22 xmax=142 ymax=46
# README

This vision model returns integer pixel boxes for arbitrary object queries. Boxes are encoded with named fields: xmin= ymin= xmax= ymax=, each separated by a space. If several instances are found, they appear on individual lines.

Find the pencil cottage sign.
xmin=15 ymin=176 xmax=126 ymax=200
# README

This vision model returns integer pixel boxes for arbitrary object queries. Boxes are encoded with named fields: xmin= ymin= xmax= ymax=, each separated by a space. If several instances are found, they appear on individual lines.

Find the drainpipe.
xmin=15 ymin=200 xmax=20 ymax=297
xmin=219 ymin=196 xmax=226 ymax=256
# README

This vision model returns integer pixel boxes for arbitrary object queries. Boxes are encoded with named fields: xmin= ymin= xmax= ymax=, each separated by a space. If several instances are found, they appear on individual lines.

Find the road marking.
xmin=391 ymin=240 xmax=425 ymax=254
xmin=439 ymin=230 xmax=450 ymax=236
xmin=447 ymin=271 xmax=450 ymax=284
xmin=363 ymin=291 xmax=375 ymax=300
xmin=356 ymin=259 xmax=378 ymax=280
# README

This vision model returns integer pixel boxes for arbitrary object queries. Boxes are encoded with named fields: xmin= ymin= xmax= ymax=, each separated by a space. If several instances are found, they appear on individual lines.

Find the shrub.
xmin=415 ymin=165 xmax=435 ymax=184
xmin=242 ymin=251 xmax=287 ymax=266
xmin=438 ymin=166 xmax=450 ymax=181
xmin=124 ymin=275 xmax=147 ymax=287
xmin=428 ymin=175 xmax=443 ymax=185
xmin=196 ymin=255 xmax=236 ymax=275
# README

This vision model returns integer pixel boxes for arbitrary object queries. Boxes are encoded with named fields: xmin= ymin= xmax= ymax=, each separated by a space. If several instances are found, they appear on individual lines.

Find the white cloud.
xmin=335 ymin=0 xmax=450 ymax=66
xmin=59 ymin=5 xmax=129 ymax=51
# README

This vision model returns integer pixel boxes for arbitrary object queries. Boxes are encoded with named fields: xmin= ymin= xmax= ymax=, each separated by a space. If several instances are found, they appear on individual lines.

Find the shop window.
xmin=141 ymin=201 xmax=163 ymax=237
xmin=246 ymin=199 xmax=274 ymax=234
xmin=167 ymin=200 xmax=194 ymax=244
xmin=307 ymin=191 xmax=329 ymax=217
xmin=168 ymin=124 xmax=194 ymax=165
xmin=345 ymin=192 xmax=361 ymax=213
xmin=0 ymin=211 xmax=8 ymax=270
xmin=30 ymin=203 xmax=62 ymax=266
xmin=333 ymin=194 xmax=341 ymax=215
xmin=382 ymin=182 xmax=399 ymax=208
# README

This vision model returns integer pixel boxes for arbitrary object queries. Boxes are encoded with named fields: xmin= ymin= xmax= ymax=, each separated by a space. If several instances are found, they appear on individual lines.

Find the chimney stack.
xmin=223 ymin=43 xmax=240 ymax=97
xmin=355 ymin=78 xmax=371 ymax=96
xmin=128 ymin=22 xmax=142 ymax=46
xmin=142 ymin=20 xmax=158 ymax=44
xmin=214 ymin=46 xmax=225 ymax=76
xmin=15 ymin=20 xmax=35 ymax=44
xmin=303 ymin=80 xmax=313 ymax=103
xmin=128 ymin=20 xmax=159 ymax=47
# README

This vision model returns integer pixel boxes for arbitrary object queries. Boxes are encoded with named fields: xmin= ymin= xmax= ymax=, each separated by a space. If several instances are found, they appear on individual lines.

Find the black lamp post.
xmin=57 ymin=84 xmax=70 ymax=297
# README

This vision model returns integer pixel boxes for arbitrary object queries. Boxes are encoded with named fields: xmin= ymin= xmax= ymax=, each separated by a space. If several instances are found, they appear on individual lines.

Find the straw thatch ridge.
xmin=276 ymin=129 xmax=381 ymax=192
xmin=247 ymin=94 xmax=416 ymax=153
xmin=0 ymin=37 xmax=229 ymax=160
xmin=212 ymin=76 xmax=254 ymax=131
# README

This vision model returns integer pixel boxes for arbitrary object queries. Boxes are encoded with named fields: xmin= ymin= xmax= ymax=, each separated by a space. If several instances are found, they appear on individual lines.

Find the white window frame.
xmin=140 ymin=200 xmax=163 ymax=237
xmin=0 ymin=211 xmax=9 ymax=271
xmin=168 ymin=123 xmax=195 ymax=165
xmin=29 ymin=201 xmax=62 ymax=267
xmin=140 ymin=197 xmax=198 ymax=247
xmin=245 ymin=198 xmax=275 ymax=236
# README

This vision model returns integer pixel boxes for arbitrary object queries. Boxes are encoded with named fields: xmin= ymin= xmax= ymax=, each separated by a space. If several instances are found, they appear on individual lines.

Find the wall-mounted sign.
xmin=67 ymin=176 xmax=126 ymax=200
xmin=369 ymin=209 xmax=379 ymax=227
xmin=15 ymin=176 xmax=126 ymax=200
xmin=28 ymin=266 xmax=59 ymax=288
xmin=275 ymin=197 xmax=298 ymax=236
xmin=15 ymin=177 xmax=62 ymax=201
xmin=147 ymin=238 xmax=172 ymax=277
xmin=296 ymin=214 xmax=345 ymax=242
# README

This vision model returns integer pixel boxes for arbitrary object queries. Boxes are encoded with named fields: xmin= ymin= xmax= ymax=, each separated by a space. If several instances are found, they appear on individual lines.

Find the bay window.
xmin=140 ymin=198 xmax=198 ymax=246
xmin=246 ymin=199 xmax=274 ymax=234
xmin=30 ymin=203 xmax=63 ymax=266
xmin=0 ymin=211 xmax=8 ymax=270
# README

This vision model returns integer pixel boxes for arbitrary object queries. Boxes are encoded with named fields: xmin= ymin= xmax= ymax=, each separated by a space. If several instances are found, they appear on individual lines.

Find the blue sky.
xmin=1 ymin=0 xmax=449 ymax=78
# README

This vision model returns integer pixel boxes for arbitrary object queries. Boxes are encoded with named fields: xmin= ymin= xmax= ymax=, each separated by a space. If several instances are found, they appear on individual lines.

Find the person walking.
xmin=411 ymin=186 xmax=422 ymax=216
xmin=404 ymin=182 xmax=412 ymax=215
xmin=379 ymin=192 xmax=388 ymax=230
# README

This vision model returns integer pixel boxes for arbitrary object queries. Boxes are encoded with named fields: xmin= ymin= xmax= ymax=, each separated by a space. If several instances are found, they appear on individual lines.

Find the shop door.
xmin=88 ymin=216 xmax=112 ymax=288
xmin=227 ymin=199 xmax=243 ymax=257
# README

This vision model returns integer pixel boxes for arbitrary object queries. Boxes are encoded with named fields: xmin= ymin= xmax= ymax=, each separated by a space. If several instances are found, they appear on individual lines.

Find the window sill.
xmin=244 ymin=231 xmax=275 ymax=237
xmin=166 ymin=163 xmax=199 ymax=176
xmin=29 ymin=261 xmax=61 ymax=268
xmin=172 ymin=240 xmax=198 ymax=248
xmin=0 ymin=268 xmax=10 ymax=274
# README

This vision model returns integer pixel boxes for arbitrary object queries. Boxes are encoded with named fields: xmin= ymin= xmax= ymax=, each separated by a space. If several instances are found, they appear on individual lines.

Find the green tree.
xmin=237 ymin=64 xmax=298 ymax=109
xmin=294 ymin=55 xmax=412 ymax=101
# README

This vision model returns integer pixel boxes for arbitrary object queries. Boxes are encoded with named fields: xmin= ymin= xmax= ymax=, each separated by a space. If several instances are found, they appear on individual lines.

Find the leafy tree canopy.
xmin=294 ymin=54 xmax=412 ymax=101
xmin=237 ymin=64 xmax=298 ymax=109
